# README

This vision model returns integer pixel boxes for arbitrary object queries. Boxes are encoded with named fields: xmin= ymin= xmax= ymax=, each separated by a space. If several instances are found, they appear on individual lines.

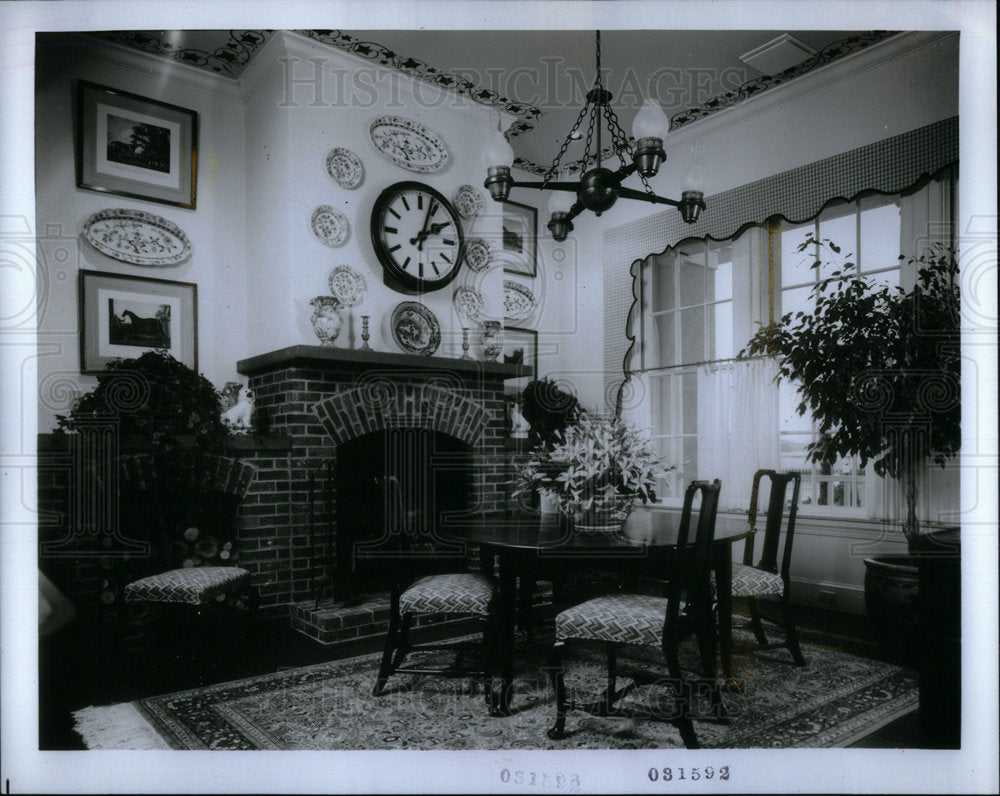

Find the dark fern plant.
xmin=741 ymin=238 xmax=960 ymax=543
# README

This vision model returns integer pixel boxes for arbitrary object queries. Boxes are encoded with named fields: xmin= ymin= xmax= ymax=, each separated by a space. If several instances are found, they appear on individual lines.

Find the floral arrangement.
xmin=515 ymin=414 xmax=673 ymax=528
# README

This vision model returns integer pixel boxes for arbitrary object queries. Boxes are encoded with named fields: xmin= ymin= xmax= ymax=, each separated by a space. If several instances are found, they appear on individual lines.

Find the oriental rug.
xmin=73 ymin=629 xmax=917 ymax=750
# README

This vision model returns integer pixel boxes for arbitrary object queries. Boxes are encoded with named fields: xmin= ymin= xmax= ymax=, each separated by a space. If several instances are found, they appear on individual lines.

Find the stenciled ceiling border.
xmin=89 ymin=29 xmax=897 ymax=174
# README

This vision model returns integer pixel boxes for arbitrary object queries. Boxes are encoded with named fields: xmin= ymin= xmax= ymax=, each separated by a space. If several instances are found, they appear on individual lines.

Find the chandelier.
xmin=481 ymin=30 xmax=705 ymax=242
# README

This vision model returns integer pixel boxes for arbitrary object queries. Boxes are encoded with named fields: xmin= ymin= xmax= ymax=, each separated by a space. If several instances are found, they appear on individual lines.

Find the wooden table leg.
xmin=715 ymin=543 xmax=743 ymax=692
xmin=490 ymin=548 xmax=517 ymax=716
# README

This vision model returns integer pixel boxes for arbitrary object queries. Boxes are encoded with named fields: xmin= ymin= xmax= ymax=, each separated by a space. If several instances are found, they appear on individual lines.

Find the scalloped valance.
xmin=658 ymin=115 xmax=958 ymax=245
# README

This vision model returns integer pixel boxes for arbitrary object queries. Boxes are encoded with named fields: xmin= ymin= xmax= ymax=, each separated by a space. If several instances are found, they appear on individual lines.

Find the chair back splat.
xmin=732 ymin=469 xmax=806 ymax=667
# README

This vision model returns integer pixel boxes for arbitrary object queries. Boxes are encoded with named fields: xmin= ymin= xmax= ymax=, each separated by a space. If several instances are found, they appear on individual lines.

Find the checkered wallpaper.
xmin=603 ymin=116 xmax=959 ymax=408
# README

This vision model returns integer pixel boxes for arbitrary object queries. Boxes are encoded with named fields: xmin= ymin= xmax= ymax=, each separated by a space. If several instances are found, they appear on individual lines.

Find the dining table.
xmin=442 ymin=507 xmax=752 ymax=716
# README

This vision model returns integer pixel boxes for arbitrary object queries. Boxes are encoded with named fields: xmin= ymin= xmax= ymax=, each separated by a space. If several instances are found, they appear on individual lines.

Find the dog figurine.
xmin=222 ymin=387 xmax=254 ymax=432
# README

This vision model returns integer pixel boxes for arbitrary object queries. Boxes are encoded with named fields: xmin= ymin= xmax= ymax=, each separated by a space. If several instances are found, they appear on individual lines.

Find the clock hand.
xmin=408 ymin=199 xmax=439 ymax=251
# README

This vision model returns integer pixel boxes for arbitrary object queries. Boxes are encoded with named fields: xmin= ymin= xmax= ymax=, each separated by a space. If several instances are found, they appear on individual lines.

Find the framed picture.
xmin=502 ymin=326 xmax=538 ymax=387
xmin=501 ymin=199 xmax=537 ymax=277
xmin=79 ymin=270 xmax=197 ymax=374
xmin=77 ymin=81 xmax=198 ymax=209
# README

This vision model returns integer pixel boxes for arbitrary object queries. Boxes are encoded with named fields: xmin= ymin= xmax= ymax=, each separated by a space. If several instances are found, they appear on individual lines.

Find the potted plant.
xmin=514 ymin=413 xmax=672 ymax=531
xmin=741 ymin=239 xmax=961 ymax=657
xmin=518 ymin=378 xmax=583 ymax=447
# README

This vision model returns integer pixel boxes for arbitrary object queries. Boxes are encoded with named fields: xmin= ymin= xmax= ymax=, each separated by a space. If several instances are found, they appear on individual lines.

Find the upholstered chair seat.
xmin=125 ymin=566 xmax=251 ymax=606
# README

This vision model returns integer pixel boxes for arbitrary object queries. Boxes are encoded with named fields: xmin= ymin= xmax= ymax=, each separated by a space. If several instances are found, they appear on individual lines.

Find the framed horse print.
xmin=77 ymin=81 xmax=198 ymax=209
xmin=79 ymin=270 xmax=197 ymax=373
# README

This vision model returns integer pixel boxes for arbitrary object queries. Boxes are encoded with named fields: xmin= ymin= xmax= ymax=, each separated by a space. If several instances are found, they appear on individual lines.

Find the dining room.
xmin=4 ymin=2 xmax=997 ymax=794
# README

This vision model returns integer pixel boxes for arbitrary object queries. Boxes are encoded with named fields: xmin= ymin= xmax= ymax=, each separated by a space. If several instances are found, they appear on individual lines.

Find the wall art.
xmin=77 ymin=81 xmax=198 ymax=209
xmin=501 ymin=199 xmax=537 ymax=277
xmin=82 ymin=208 xmax=192 ymax=266
xmin=79 ymin=269 xmax=197 ymax=373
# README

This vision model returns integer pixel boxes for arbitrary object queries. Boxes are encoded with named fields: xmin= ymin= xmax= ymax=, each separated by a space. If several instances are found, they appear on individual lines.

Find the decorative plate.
xmin=464 ymin=238 xmax=492 ymax=272
xmin=504 ymin=279 xmax=538 ymax=321
xmin=368 ymin=116 xmax=449 ymax=173
xmin=453 ymin=286 xmax=486 ymax=322
xmin=311 ymin=205 xmax=350 ymax=247
xmin=390 ymin=301 xmax=441 ymax=356
xmin=327 ymin=264 xmax=367 ymax=306
xmin=452 ymin=184 xmax=484 ymax=219
xmin=82 ymin=208 xmax=191 ymax=266
xmin=325 ymin=147 xmax=364 ymax=189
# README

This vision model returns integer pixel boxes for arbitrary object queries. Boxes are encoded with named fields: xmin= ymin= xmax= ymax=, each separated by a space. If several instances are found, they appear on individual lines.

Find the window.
xmin=631 ymin=174 xmax=954 ymax=518
xmin=775 ymin=194 xmax=903 ymax=511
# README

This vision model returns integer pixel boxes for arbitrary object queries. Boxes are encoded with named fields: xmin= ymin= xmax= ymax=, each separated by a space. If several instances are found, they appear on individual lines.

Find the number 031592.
xmin=648 ymin=766 xmax=730 ymax=782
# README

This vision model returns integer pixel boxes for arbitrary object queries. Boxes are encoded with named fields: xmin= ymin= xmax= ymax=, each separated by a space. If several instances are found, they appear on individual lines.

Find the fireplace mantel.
xmin=237 ymin=344 xmax=531 ymax=379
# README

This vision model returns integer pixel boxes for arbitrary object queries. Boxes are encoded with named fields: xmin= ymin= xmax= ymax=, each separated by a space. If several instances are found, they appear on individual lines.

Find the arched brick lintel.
xmin=313 ymin=382 xmax=487 ymax=447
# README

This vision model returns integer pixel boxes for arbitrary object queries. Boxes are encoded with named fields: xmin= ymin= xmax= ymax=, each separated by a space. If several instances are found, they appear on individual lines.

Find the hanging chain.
xmin=542 ymin=101 xmax=590 ymax=184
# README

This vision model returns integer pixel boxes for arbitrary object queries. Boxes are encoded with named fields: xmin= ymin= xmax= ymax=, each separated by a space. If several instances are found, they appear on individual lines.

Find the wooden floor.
xmin=40 ymin=599 xmax=921 ymax=750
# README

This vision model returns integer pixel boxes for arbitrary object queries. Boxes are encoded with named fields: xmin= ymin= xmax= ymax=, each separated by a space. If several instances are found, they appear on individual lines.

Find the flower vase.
xmin=570 ymin=495 xmax=636 ymax=534
xmin=310 ymin=296 xmax=344 ymax=347
xmin=480 ymin=320 xmax=503 ymax=361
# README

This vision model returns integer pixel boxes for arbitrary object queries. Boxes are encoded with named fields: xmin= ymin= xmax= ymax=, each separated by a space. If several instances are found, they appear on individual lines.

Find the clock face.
xmin=371 ymin=181 xmax=465 ymax=293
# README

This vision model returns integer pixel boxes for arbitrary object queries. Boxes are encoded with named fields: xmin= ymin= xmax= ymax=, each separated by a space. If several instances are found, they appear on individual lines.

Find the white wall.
xmin=34 ymin=39 xmax=248 ymax=432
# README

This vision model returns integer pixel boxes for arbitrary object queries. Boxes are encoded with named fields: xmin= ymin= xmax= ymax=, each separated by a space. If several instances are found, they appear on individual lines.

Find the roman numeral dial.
xmin=371 ymin=181 xmax=466 ymax=294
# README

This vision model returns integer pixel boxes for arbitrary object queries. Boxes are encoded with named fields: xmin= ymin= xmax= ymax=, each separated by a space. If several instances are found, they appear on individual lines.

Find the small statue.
xmin=222 ymin=388 xmax=254 ymax=433
xmin=219 ymin=381 xmax=244 ymax=412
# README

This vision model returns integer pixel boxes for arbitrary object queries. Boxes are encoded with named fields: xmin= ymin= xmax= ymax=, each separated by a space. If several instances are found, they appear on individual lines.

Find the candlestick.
xmin=360 ymin=315 xmax=371 ymax=350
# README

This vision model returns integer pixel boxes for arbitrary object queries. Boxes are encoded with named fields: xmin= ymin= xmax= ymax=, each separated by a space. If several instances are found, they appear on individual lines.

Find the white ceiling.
xmin=73 ymin=28 xmax=884 ymax=172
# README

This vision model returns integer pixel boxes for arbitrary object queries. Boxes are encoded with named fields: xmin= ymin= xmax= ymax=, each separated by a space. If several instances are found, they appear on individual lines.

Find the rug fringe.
xmin=72 ymin=702 xmax=170 ymax=750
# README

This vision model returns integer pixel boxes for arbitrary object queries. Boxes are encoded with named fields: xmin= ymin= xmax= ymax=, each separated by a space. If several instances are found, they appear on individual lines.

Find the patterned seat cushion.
xmin=730 ymin=563 xmax=784 ymax=597
xmin=398 ymin=573 xmax=498 ymax=617
xmin=556 ymin=593 xmax=670 ymax=646
xmin=125 ymin=567 xmax=250 ymax=606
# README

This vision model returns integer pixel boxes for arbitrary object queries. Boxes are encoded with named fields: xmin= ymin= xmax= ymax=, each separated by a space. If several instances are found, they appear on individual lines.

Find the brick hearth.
xmin=236 ymin=345 xmax=529 ymax=640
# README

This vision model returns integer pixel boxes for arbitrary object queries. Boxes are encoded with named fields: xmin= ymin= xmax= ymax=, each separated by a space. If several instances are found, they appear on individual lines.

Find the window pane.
xmin=680 ymin=305 xmax=705 ymax=363
xmin=653 ymin=375 xmax=672 ymax=434
xmin=859 ymin=197 xmax=901 ymax=274
xmin=818 ymin=204 xmax=857 ymax=274
xmin=779 ymin=379 xmax=811 ymax=432
xmin=683 ymin=436 xmax=698 ymax=484
xmin=713 ymin=301 xmax=733 ymax=360
xmin=781 ymin=224 xmax=814 ymax=287
xmin=779 ymin=433 xmax=810 ymax=474
xmin=713 ymin=257 xmax=733 ymax=302
xmin=780 ymin=285 xmax=812 ymax=321
xmin=679 ymin=256 xmax=705 ymax=307
xmin=654 ymin=256 xmax=676 ymax=311
xmin=655 ymin=310 xmax=676 ymax=366
xmin=682 ymin=371 xmax=697 ymax=435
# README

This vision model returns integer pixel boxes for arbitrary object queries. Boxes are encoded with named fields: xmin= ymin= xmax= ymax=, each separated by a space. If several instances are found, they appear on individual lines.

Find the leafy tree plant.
xmin=741 ymin=239 xmax=960 ymax=543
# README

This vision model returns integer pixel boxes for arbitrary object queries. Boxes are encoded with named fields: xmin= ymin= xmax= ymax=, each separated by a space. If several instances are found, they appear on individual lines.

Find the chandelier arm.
xmin=508 ymin=180 xmax=580 ymax=192
xmin=616 ymin=186 xmax=682 ymax=208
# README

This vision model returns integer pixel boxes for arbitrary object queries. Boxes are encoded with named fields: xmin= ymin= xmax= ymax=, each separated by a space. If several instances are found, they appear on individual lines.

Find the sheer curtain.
xmin=696 ymin=358 xmax=780 ymax=511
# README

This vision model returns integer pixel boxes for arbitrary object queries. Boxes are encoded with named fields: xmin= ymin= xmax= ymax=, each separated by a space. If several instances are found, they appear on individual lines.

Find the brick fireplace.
xmin=235 ymin=345 xmax=527 ymax=640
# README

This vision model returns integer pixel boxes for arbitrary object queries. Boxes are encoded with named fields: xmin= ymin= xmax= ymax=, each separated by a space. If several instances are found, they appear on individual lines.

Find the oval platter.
xmin=464 ymin=238 xmax=492 ymax=272
xmin=325 ymin=147 xmax=364 ymax=189
xmin=311 ymin=205 xmax=350 ymax=247
xmin=82 ymin=208 xmax=191 ymax=266
xmin=391 ymin=301 xmax=441 ymax=356
xmin=327 ymin=264 xmax=367 ymax=306
xmin=369 ymin=116 xmax=449 ymax=173
xmin=504 ymin=279 xmax=538 ymax=321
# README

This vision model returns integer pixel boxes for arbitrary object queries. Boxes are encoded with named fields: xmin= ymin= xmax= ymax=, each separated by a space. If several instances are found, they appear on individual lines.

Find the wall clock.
xmin=370 ymin=181 xmax=466 ymax=294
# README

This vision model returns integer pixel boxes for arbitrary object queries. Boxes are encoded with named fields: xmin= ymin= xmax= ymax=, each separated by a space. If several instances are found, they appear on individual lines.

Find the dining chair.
xmin=371 ymin=479 xmax=502 ymax=713
xmin=119 ymin=454 xmax=259 ymax=684
xmin=729 ymin=469 xmax=806 ymax=666
xmin=545 ymin=479 xmax=725 ymax=747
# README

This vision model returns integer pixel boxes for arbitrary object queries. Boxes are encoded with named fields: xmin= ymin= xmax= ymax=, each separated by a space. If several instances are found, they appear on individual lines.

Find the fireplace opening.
xmin=333 ymin=427 xmax=473 ymax=602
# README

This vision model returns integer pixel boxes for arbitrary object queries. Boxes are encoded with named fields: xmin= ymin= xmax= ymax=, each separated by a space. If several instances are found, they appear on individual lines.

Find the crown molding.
xmin=661 ymin=31 xmax=956 ymax=150
xmin=238 ymin=30 xmax=512 ymax=133
xmin=73 ymin=32 xmax=243 ymax=101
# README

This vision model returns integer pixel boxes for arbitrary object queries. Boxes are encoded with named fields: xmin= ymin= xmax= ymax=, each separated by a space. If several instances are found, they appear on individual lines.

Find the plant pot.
xmin=863 ymin=555 xmax=919 ymax=664
xmin=567 ymin=496 xmax=635 ymax=534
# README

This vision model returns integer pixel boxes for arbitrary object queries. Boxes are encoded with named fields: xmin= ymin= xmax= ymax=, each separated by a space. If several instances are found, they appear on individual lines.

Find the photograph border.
xmin=79 ymin=269 xmax=198 ymax=374
xmin=77 ymin=80 xmax=198 ymax=209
